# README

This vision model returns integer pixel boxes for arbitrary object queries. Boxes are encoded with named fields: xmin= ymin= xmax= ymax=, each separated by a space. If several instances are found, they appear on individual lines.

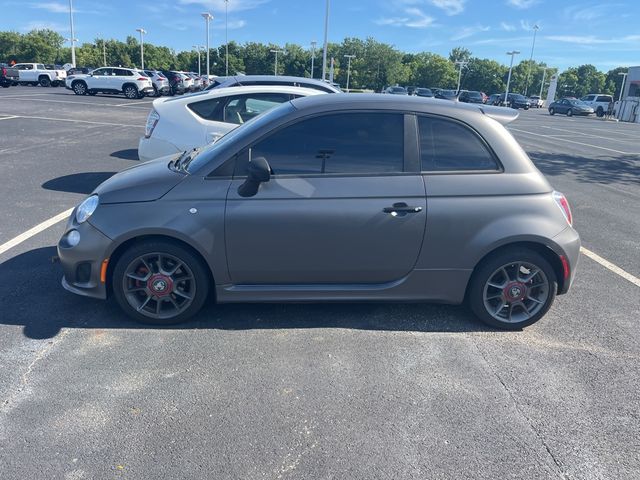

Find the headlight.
xmin=75 ymin=195 xmax=99 ymax=224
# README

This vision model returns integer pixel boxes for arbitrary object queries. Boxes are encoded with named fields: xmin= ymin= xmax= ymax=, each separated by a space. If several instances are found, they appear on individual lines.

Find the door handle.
xmin=383 ymin=202 xmax=423 ymax=217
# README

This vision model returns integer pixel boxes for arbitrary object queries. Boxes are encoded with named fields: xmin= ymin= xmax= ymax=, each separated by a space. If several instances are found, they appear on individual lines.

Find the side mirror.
xmin=238 ymin=156 xmax=271 ymax=198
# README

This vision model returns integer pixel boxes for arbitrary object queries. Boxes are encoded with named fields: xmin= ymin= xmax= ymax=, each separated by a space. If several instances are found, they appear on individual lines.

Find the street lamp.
xmin=321 ymin=0 xmax=330 ymax=81
xmin=270 ymin=49 xmax=284 ymax=76
xmin=68 ymin=0 xmax=76 ymax=67
xmin=310 ymin=41 xmax=317 ymax=79
xmin=618 ymin=72 xmax=629 ymax=102
xmin=136 ymin=28 xmax=147 ymax=70
xmin=504 ymin=50 xmax=520 ymax=107
xmin=524 ymin=24 xmax=539 ymax=96
xmin=193 ymin=45 xmax=202 ymax=76
xmin=224 ymin=0 xmax=229 ymax=76
xmin=344 ymin=54 xmax=355 ymax=92
xmin=455 ymin=60 xmax=468 ymax=93
xmin=201 ymin=12 xmax=214 ymax=78
xmin=97 ymin=34 xmax=107 ymax=66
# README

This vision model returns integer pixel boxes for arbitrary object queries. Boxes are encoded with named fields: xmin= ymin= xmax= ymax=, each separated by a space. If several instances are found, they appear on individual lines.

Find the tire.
xmin=153 ymin=85 xmax=159 ymax=97
xmin=123 ymin=85 xmax=139 ymax=99
xmin=39 ymin=76 xmax=51 ymax=87
xmin=137 ymin=91 xmax=146 ymax=99
xmin=1 ymin=84 xmax=9 ymax=88
xmin=468 ymin=248 xmax=557 ymax=330
xmin=72 ymin=81 xmax=87 ymax=95
xmin=567 ymin=109 xmax=573 ymax=117
xmin=112 ymin=240 xmax=210 ymax=325
xmin=549 ymin=108 xmax=555 ymax=115
xmin=87 ymin=90 xmax=97 ymax=96
xmin=596 ymin=107 xmax=604 ymax=118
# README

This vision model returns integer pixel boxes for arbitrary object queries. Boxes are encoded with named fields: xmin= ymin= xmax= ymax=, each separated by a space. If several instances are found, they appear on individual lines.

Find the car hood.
xmin=94 ymin=155 xmax=186 ymax=204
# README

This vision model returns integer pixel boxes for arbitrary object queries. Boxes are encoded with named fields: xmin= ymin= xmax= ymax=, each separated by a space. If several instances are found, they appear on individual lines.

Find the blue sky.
xmin=4 ymin=0 xmax=639 ymax=71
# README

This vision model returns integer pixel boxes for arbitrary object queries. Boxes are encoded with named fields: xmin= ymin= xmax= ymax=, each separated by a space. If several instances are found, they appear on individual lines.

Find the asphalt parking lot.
xmin=1 ymin=86 xmax=639 ymax=479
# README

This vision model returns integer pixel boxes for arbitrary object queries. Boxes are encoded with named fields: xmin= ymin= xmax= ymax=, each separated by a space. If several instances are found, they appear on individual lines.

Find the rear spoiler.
xmin=476 ymin=104 xmax=519 ymax=125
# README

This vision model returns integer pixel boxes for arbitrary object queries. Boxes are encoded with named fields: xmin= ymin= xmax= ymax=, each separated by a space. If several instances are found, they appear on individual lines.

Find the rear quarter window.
xmin=187 ymin=98 xmax=223 ymax=121
xmin=418 ymin=116 xmax=500 ymax=172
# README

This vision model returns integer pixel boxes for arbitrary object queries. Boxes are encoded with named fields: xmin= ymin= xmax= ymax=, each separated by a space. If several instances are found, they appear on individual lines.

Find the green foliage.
xmin=0 ymin=29 xmax=625 ymax=96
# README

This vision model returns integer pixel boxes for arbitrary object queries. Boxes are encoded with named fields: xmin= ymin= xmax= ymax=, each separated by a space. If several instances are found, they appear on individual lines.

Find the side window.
xmin=596 ymin=96 xmax=611 ymax=102
xmin=418 ymin=116 xmax=499 ymax=172
xmin=37 ymin=64 xmax=45 ymax=70
xmin=250 ymin=112 xmax=404 ymax=175
xmin=187 ymin=98 xmax=223 ymax=121
xmin=223 ymin=93 xmax=290 ymax=124
xmin=114 ymin=69 xmax=132 ymax=76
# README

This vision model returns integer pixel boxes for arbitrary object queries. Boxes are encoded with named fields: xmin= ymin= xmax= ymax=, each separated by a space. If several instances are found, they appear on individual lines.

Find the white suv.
xmin=580 ymin=94 xmax=614 ymax=117
xmin=66 ymin=67 xmax=154 ymax=99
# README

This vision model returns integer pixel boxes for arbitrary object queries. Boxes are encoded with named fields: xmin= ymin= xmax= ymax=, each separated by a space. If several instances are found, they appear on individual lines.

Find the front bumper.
xmin=58 ymin=213 xmax=113 ymax=300
xmin=138 ymin=136 xmax=181 ymax=162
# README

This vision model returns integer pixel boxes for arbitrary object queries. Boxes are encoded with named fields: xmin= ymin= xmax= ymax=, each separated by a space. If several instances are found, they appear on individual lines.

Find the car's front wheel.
xmin=112 ymin=240 xmax=210 ymax=325
xmin=549 ymin=107 xmax=555 ymax=115
xmin=567 ymin=109 xmax=573 ymax=117
xmin=468 ymin=248 xmax=557 ymax=330
xmin=72 ymin=81 xmax=87 ymax=95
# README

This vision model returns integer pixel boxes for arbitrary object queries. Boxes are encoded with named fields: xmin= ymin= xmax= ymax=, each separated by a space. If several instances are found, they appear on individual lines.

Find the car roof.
xmin=153 ymin=85 xmax=326 ymax=108
xmin=289 ymin=93 xmax=519 ymax=125
xmin=215 ymin=75 xmax=342 ymax=93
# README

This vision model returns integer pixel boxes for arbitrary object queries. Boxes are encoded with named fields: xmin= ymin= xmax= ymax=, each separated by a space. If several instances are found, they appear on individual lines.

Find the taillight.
xmin=145 ymin=109 xmax=160 ymax=139
xmin=137 ymin=77 xmax=147 ymax=81
xmin=2 ymin=67 xmax=6 ymax=75
xmin=553 ymin=191 xmax=573 ymax=226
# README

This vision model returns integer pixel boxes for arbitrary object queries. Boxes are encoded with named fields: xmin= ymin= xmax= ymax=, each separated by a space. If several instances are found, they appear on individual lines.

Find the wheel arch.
xmin=105 ymin=233 xmax=216 ymax=299
xmin=121 ymin=82 xmax=139 ymax=93
xmin=464 ymin=240 xmax=566 ymax=302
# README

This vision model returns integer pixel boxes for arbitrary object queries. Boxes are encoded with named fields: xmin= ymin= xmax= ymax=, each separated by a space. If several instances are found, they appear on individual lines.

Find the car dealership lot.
xmin=1 ymin=87 xmax=639 ymax=479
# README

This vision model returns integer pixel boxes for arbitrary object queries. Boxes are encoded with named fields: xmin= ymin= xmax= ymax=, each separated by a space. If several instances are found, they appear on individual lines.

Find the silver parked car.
xmin=143 ymin=70 xmax=170 ymax=96
xmin=58 ymin=95 xmax=580 ymax=330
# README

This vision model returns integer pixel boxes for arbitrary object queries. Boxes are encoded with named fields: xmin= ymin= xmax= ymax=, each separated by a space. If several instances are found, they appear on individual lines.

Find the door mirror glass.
xmin=238 ymin=156 xmax=271 ymax=197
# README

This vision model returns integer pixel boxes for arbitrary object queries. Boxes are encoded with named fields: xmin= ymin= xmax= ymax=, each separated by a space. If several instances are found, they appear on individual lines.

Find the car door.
xmin=557 ymin=99 xmax=568 ymax=113
xmin=88 ymin=68 xmax=111 ymax=89
xmin=19 ymin=64 xmax=36 ymax=82
xmin=224 ymin=111 xmax=427 ymax=285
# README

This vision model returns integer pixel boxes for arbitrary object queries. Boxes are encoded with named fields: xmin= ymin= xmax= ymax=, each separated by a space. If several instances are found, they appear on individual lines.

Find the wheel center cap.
xmin=504 ymin=282 xmax=526 ymax=302
xmin=147 ymin=274 xmax=173 ymax=297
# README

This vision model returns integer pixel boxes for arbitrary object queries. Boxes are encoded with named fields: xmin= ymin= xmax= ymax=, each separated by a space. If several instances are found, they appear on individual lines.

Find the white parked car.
xmin=13 ymin=63 xmax=66 ymax=87
xmin=66 ymin=67 xmax=154 ymax=99
xmin=143 ymin=70 xmax=170 ymax=96
xmin=580 ymin=94 xmax=614 ymax=117
xmin=529 ymin=95 xmax=544 ymax=108
xmin=139 ymin=85 xmax=325 ymax=162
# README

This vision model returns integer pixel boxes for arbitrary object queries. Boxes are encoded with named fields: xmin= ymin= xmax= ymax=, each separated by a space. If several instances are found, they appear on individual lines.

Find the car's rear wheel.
xmin=549 ymin=107 xmax=555 ymax=115
xmin=567 ymin=109 xmax=573 ymax=117
xmin=468 ymin=248 xmax=557 ymax=330
xmin=72 ymin=81 xmax=87 ymax=95
xmin=39 ymin=76 xmax=51 ymax=87
xmin=596 ymin=107 xmax=604 ymax=117
xmin=112 ymin=240 xmax=210 ymax=325
xmin=123 ymin=85 xmax=139 ymax=99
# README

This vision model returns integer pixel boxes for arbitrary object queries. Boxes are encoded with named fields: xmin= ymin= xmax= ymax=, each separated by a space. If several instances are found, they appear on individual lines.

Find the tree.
xmin=448 ymin=47 xmax=472 ymax=64
xmin=604 ymin=67 xmax=628 ymax=99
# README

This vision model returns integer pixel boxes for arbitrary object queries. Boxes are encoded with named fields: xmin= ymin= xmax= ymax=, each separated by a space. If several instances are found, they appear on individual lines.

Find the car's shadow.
xmin=0 ymin=247 xmax=495 ymax=340
xmin=110 ymin=149 xmax=139 ymax=160
xmin=42 ymin=172 xmax=116 ymax=194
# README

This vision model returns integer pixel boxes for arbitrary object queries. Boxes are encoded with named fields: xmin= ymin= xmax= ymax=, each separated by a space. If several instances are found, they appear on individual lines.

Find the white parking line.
xmin=0 ymin=208 xmax=73 ymax=256
xmin=10 ymin=115 xmax=143 ymax=128
xmin=0 ymin=97 xmax=150 ymax=109
xmin=0 ymin=116 xmax=19 ymax=121
xmin=581 ymin=247 xmax=640 ymax=288
xmin=113 ymin=100 xmax=154 ymax=107
xmin=509 ymin=128 xmax=636 ymax=155
xmin=537 ymin=125 xmax=640 ymax=143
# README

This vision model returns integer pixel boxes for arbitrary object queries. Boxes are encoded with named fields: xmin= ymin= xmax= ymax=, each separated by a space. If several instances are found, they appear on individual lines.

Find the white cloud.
xmin=429 ymin=0 xmax=465 ymax=15
xmin=377 ymin=7 xmax=436 ymax=28
xmin=500 ymin=22 xmax=516 ymax=31
xmin=506 ymin=0 xmax=539 ymax=9
xmin=21 ymin=20 xmax=68 ymax=32
xmin=28 ymin=2 xmax=68 ymax=13
xmin=178 ymin=0 xmax=269 ymax=13
xmin=563 ymin=4 xmax=612 ymax=22
xmin=545 ymin=34 xmax=640 ymax=45
xmin=451 ymin=25 xmax=490 ymax=41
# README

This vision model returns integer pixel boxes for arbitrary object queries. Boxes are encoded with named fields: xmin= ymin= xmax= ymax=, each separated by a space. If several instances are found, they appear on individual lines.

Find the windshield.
xmin=468 ymin=91 xmax=482 ymax=98
xmin=186 ymin=102 xmax=296 ymax=174
xmin=569 ymin=99 xmax=588 ymax=106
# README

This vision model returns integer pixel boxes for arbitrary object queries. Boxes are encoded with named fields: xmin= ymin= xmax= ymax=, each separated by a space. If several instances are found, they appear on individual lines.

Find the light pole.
xmin=344 ymin=54 xmax=355 ymax=92
xmin=193 ymin=45 xmax=202 ymax=76
xmin=136 ymin=28 xmax=146 ymax=70
xmin=201 ymin=12 xmax=213 ymax=79
xmin=224 ymin=0 xmax=229 ymax=76
xmin=505 ymin=50 xmax=520 ymax=107
xmin=455 ymin=60 xmax=468 ymax=93
xmin=270 ymin=49 xmax=284 ymax=76
xmin=524 ymin=24 xmax=539 ymax=96
xmin=310 ymin=41 xmax=317 ymax=79
xmin=538 ymin=67 xmax=547 ymax=98
xmin=618 ymin=72 xmax=628 ymax=102
xmin=68 ymin=0 xmax=76 ymax=67
xmin=321 ymin=0 xmax=330 ymax=81
xmin=98 ymin=34 xmax=106 ymax=66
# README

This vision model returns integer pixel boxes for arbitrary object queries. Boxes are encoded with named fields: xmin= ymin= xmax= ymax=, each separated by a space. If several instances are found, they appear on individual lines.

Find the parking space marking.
xmin=10 ymin=115 xmax=143 ymax=128
xmin=113 ymin=100 xmax=155 ymax=107
xmin=0 ymin=208 xmax=73 ymax=256
xmin=0 ymin=115 xmax=19 ymax=121
xmin=581 ymin=247 xmax=640 ymax=288
xmin=509 ymin=128 xmax=636 ymax=155
xmin=537 ymin=125 xmax=640 ymax=143
xmin=0 ymin=96 xmax=151 ymax=109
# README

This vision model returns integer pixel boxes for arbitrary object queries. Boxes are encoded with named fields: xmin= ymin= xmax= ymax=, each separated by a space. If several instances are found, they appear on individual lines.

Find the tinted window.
xmin=251 ymin=113 xmax=404 ymax=175
xmin=92 ymin=68 xmax=111 ymax=76
xmin=114 ymin=69 xmax=133 ymax=76
xmin=187 ymin=98 xmax=223 ymax=121
xmin=419 ymin=116 xmax=498 ymax=172
xmin=596 ymin=95 xmax=612 ymax=102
